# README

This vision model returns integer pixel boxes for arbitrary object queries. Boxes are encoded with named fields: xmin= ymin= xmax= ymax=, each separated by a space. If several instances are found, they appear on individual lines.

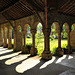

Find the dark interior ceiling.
xmin=0 ymin=0 xmax=75 ymax=24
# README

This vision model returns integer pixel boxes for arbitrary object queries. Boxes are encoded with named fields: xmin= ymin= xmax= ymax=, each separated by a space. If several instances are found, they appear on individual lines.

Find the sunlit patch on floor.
xmin=0 ymin=49 xmax=13 ymax=55
xmin=56 ymin=55 xmax=67 ymax=64
xmin=5 ymin=54 xmax=30 ymax=65
xmin=0 ymin=48 xmax=7 ymax=51
xmin=68 ymin=55 xmax=73 ymax=59
xmin=39 ymin=56 xmax=56 ymax=69
xmin=16 ymin=56 xmax=41 ymax=73
xmin=0 ymin=51 xmax=21 ymax=60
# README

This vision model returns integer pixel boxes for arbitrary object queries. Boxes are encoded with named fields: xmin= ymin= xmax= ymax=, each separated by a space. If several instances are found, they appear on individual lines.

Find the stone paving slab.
xmin=60 ymin=69 xmax=75 ymax=75
xmin=57 ymin=53 xmax=75 ymax=69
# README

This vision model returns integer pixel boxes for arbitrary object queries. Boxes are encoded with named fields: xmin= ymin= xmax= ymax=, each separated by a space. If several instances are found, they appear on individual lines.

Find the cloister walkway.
xmin=0 ymin=47 xmax=75 ymax=75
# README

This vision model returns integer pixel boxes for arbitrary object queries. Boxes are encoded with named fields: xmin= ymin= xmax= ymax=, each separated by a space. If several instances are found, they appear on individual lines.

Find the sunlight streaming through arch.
xmin=56 ymin=55 xmax=67 ymax=64
xmin=16 ymin=56 xmax=41 ymax=73
xmin=40 ymin=56 xmax=56 ymax=69
xmin=5 ymin=54 xmax=30 ymax=65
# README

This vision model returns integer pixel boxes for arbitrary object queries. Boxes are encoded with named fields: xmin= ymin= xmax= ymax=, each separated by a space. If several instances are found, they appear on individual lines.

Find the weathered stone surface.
xmin=30 ymin=47 xmax=37 ymax=56
xmin=13 ymin=26 xmax=22 ymax=51
xmin=22 ymin=46 xmax=29 ymax=54
xmin=0 ymin=25 xmax=3 ymax=46
xmin=56 ymin=47 xmax=64 ymax=57
xmin=70 ymin=24 xmax=75 ymax=50
xmin=42 ymin=50 xmax=52 ymax=60
xmin=3 ymin=25 xmax=8 ymax=48
xmin=8 ymin=25 xmax=12 ymax=49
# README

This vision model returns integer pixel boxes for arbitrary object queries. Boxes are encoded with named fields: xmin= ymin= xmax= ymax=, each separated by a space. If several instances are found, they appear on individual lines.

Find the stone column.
xmin=56 ymin=29 xmax=64 ymax=56
xmin=8 ymin=25 xmax=12 ymax=49
xmin=30 ymin=29 xmax=37 ymax=56
xmin=58 ymin=31 xmax=61 ymax=48
xmin=3 ymin=26 xmax=7 ymax=48
xmin=13 ymin=26 xmax=22 ymax=51
xmin=65 ymin=25 xmax=72 ymax=54
xmin=42 ymin=28 xmax=52 ymax=60
xmin=0 ymin=25 xmax=3 ymax=46
xmin=21 ymin=30 xmax=29 ymax=54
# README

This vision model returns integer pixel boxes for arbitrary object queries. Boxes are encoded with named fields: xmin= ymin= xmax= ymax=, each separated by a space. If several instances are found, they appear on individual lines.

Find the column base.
xmin=55 ymin=47 xmax=64 ymax=57
xmin=30 ymin=47 xmax=37 ymax=56
xmin=0 ymin=44 xmax=3 ymax=47
xmin=22 ymin=46 xmax=29 ymax=54
xmin=8 ymin=47 xmax=12 ymax=49
xmin=42 ymin=50 xmax=52 ymax=60
xmin=8 ymin=45 xmax=12 ymax=49
xmin=13 ymin=49 xmax=21 ymax=52
xmin=3 ymin=44 xmax=8 ymax=48
xmin=64 ymin=45 xmax=72 ymax=54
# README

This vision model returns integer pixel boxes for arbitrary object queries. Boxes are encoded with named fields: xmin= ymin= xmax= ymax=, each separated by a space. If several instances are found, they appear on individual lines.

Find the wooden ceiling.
xmin=0 ymin=0 xmax=75 ymax=24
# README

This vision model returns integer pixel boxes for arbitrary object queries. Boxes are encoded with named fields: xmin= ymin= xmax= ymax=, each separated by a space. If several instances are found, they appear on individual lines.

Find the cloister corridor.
xmin=0 ymin=47 xmax=75 ymax=75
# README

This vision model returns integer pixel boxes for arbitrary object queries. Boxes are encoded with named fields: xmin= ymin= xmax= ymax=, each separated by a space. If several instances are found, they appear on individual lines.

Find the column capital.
xmin=42 ymin=28 xmax=51 ymax=36
xmin=30 ymin=29 xmax=36 ymax=35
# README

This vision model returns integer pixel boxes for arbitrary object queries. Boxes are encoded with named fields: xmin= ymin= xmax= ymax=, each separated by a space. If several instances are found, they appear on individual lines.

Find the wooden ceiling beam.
xmin=61 ymin=0 xmax=75 ymax=11
xmin=64 ymin=3 xmax=75 ymax=13
xmin=67 ymin=6 xmax=75 ymax=13
xmin=0 ymin=0 xmax=22 ymax=13
xmin=19 ymin=1 xmax=33 ymax=12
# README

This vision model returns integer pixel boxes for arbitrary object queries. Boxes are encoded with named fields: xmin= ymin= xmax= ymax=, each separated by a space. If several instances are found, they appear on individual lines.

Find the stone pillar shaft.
xmin=32 ymin=34 xmax=35 ymax=48
xmin=58 ymin=32 xmax=61 ymax=48
xmin=3 ymin=26 xmax=7 ymax=47
xmin=13 ymin=27 xmax=22 ymax=51
xmin=23 ymin=34 xmax=26 ymax=46
xmin=43 ymin=28 xmax=50 ymax=51
xmin=8 ymin=26 xmax=12 ymax=49
xmin=67 ymin=32 xmax=70 ymax=46
xmin=31 ymin=29 xmax=36 ymax=48
xmin=0 ymin=26 xmax=3 ymax=46
xmin=42 ymin=28 xmax=52 ymax=60
xmin=30 ymin=29 xmax=37 ymax=56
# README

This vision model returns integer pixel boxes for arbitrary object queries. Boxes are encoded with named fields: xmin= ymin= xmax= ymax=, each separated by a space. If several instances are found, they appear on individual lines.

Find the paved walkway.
xmin=0 ymin=47 xmax=75 ymax=75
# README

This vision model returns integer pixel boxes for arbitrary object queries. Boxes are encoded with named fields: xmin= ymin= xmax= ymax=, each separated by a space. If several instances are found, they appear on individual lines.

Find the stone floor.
xmin=0 ymin=47 xmax=75 ymax=75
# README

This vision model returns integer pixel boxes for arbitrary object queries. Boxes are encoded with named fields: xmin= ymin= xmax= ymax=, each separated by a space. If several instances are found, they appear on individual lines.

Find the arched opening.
xmin=50 ymin=22 xmax=58 ymax=54
xmin=51 ymin=22 xmax=64 ymax=56
xmin=35 ymin=22 xmax=44 ymax=56
xmin=71 ymin=24 xmax=74 ymax=31
xmin=61 ymin=23 xmax=67 ymax=49
xmin=22 ymin=24 xmax=32 ymax=54
xmin=26 ymin=25 xmax=32 ymax=46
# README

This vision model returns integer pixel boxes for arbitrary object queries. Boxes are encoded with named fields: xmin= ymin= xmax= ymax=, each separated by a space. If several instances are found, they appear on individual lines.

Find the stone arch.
xmin=51 ymin=22 xmax=64 ymax=56
xmin=31 ymin=21 xmax=43 ymax=30
xmin=52 ymin=22 xmax=60 ymax=32
xmin=63 ymin=23 xmax=69 ymax=33
xmin=70 ymin=23 xmax=75 ymax=51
